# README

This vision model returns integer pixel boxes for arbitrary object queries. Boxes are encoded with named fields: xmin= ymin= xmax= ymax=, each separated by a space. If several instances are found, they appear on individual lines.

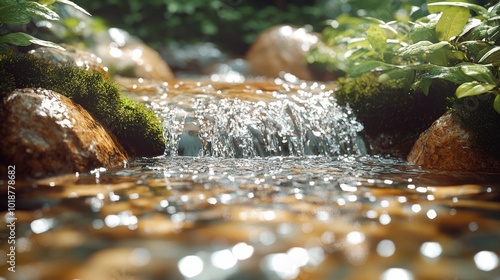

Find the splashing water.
xmin=125 ymin=77 xmax=365 ymax=158
xmin=7 ymin=77 xmax=500 ymax=280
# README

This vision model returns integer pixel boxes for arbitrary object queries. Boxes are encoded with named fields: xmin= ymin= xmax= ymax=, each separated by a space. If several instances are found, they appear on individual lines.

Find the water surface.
xmin=1 ymin=78 xmax=499 ymax=280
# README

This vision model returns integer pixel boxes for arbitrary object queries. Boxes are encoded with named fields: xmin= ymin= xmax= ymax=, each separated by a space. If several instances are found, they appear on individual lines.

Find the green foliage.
xmin=310 ymin=0 xmax=500 ymax=156
xmin=69 ymin=0 xmax=331 ymax=53
xmin=0 ymin=0 xmax=89 ymax=52
xmin=0 ymin=52 xmax=165 ymax=156
xmin=336 ymin=72 xmax=451 ymax=137
xmin=309 ymin=0 xmax=500 ymax=113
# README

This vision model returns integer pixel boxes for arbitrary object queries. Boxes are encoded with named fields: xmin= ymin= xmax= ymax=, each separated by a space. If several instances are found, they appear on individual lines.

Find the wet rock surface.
xmin=246 ymin=25 xmax=319 ymax=80
xmin=407 ymin=112 xmax=500 ymax=172
xmin=0 ymin=88 xmax=127 ymax=178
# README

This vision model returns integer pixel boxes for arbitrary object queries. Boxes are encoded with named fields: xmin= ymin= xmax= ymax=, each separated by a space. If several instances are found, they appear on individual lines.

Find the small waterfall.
xmin=127 ymin=77 xmax=365 ymax=157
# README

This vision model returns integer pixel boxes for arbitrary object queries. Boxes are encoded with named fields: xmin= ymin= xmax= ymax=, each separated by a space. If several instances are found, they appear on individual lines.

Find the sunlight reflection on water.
xmin=3 ymin=79 xmax=500 ymax=279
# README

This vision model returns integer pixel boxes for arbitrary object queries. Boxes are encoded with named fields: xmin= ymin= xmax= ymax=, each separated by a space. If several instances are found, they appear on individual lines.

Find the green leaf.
xmin=399 ymin=41 xmax=453 ymax=65
xmin=416 ymin=78 xmax=433 ymax=95
xmin=24 ymin=2 xmax=60 ymax=21
xmin=0 ymin=32 xmax=64 ymax=50
xmin=0 ymin=3 xmax=32 ymax=24
xmin=494 ymin=95 xmax=500 ymax=114
xmin=415 ymin=63 xmax=494 ymax=85
xmin=367 ymin=24 xmax=387 ymax=55
xmin=56 ymin=0 xmax=91 ymax=16
xmin=478 ymin=46 xmax=500 ymax=66
xmin=28 ymin=37 xmax=65 ymax=50
xmin=378 ymin=68 xmax=414 ymax=84
xmin=413 ymin=64 xmax=471 ymax=84
xmin=399 ymin=41 xmax=441 ymax=57
xmin=410 ymin=21 xmax=438 ymax=43
xmin=436 ymin=6 xmax=470 ymax=41
xmin=455 ymin=81 xmax=495 ymax=98
xmin=461 ymin=41 xmax=490 ymax=59
xmin=38 ymin=0 xmax=56 ymax=4
xmin=348 ymin=60 xmax=398 ymax=77
xmin=428 ymin=2 xmax=488 ymax=17
xmin=0 ymin=32 xmax=35 ymax=46
xmin=458 ymin=63 xmax=495 ymax=84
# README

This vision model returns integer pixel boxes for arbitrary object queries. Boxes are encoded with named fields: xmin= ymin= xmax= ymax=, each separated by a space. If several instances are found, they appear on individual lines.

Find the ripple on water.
xmin=4 ymin=78 xmax=500 ymax=280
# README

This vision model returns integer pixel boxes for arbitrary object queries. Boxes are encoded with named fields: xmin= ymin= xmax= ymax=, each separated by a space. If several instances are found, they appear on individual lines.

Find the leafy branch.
xmin=309 ymin=1 xmax=500 ymax=113
xmin=0 ymin=0 xmax=89 ymax=52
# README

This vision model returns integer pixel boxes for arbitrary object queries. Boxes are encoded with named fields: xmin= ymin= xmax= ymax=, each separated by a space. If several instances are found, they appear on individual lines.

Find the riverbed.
xmin=1 ymin=78 xmax=499 ymax=280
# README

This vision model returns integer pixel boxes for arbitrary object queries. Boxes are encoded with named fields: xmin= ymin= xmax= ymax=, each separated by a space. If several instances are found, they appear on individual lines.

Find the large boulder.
xmin=245 ymin=25 xmax=319 ymax=80
xmin=0 ymin=88 xmax=128 ymax=179
xmin=407 ymin=112 xmax=500 ymax=172
xmin=91 ymin=28 xmax=175 ymax=81
xmin=35 ymin=3 xmax=175 ymax=81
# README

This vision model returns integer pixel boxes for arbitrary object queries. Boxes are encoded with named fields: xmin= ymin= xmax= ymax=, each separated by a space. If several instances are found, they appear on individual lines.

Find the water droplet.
xmin=411 ymin=204 xmax=421 ymax=213
xmin=211 ymin=249 xmax=237 ymax=270
xmin=474 ymin=251 xmax=499 ymax=271
xmin=420 ymin=242 xmax=442 ymax=258
xmin=232 ymin=242 xmax=254 ymax=260
xmin=377 ymin=239 xmax=396 ymax=257
xmin=381 ymin=268 xmax=414 ymax=280
xmin=30 ymin=218 xmax=53 ymax=234
xmin=346 ymin=231 xmax=365 ymax=245
xmin=178 ymin=255 xmax=204 ymax=277
xmin=379 ymin=213 xmax=391 ymax=225
xmin=426 ymin=209 xmax=437 ymax=220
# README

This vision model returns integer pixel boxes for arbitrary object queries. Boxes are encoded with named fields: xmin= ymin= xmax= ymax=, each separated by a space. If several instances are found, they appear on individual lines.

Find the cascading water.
xmin=9 ymin=76 xmax=500 ymax=280
xmin=131 ymin=76 xmax=366 ymax=158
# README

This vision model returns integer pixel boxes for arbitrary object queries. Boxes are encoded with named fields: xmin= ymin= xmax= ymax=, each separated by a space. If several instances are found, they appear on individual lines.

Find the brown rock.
xmin=92 ymin=28 xmax=174 ymax=81
xmin=407 ymin=112 xmax=500 ymax=172
xmin=0 ymin=88 xmax=128 ymax=178
xmin=246 ymin=25 xmax=319 ymax=80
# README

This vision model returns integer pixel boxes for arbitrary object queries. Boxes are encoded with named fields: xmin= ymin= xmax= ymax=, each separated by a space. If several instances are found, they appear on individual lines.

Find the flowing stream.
xmin=1 ymin=77 xmax=500 ymax=280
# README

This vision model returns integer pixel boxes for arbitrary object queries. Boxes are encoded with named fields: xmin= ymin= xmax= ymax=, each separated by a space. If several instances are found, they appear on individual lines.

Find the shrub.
xmin=0 ymin=52 xmax=165 ymax=156
xmin=311 ymin=1 xmax=500 ymax=157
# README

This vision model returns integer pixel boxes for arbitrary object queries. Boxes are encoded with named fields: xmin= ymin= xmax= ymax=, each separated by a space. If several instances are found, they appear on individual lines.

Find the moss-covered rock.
xmin=0 ymin=52 xmax=165 ymax=157
xmin=336 ymin=72 xmax=453 ymax=156
xmin=450 ymin=94 xmax=500 ymax=159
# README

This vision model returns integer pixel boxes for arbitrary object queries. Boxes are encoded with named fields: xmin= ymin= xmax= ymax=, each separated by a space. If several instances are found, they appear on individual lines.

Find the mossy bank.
xmin=0 ymin=52 xmax=165 ymax=157
xmin=335 ymin=72 xmax=453 ymax=156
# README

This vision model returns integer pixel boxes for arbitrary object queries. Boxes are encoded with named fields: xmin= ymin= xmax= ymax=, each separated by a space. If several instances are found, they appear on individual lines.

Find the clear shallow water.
xmin=1 ymin=78 xmax=500 ymax=280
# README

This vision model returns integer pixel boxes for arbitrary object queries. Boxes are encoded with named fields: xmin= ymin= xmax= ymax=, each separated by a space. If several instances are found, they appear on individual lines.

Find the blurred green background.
xmin=71 ymin=0 xmax=495 ymax=55
xmin=69 ymin=0 xmax=421 ymax=55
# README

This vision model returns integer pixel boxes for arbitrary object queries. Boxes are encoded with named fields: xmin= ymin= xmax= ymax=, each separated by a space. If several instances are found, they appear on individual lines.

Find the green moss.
xmin=113 ymin=98 xmax=165 ymax=156
xmin=0 ymin=52 xmax=165 ymax=157
xmin=450 ymin=94 xmax=500 ymax=158
xmin=336 ymin=72 xmax=453 ymax=142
